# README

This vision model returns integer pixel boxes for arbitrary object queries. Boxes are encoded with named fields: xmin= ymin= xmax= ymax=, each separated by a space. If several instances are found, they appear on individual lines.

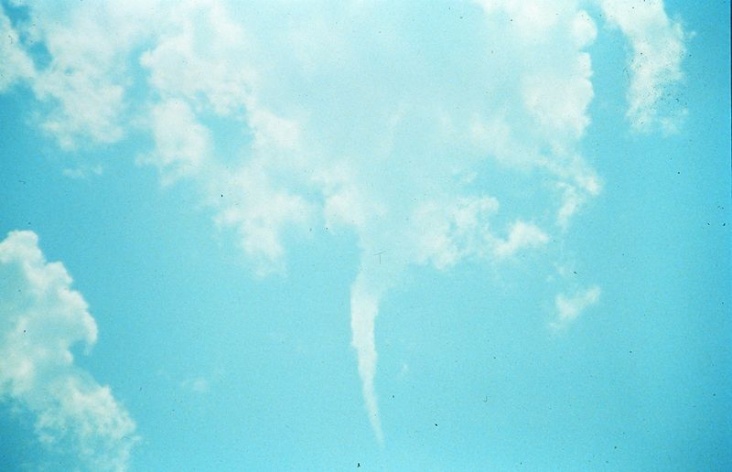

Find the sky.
xmin=0 ymin=0 xmax=729 ymax=470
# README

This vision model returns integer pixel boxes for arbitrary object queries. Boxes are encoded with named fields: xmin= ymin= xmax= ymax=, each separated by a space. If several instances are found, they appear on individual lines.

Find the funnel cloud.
xmin=0 ymin=0 xmax=690 ymax=447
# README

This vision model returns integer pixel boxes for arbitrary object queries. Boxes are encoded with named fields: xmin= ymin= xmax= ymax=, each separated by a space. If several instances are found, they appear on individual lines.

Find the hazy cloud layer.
xmin=0 ymin=231 xmax=138 ymax=471
xmin=0 ymin=0 xmax=687 ymax=441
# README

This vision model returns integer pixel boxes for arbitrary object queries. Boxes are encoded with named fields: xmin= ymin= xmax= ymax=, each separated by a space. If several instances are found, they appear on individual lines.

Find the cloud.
xmin=0 ymin=4 xmax=35 ymax=92
xmin=0 ymin=0 xmax=688 ymax=441
xmin=182 ymin=377 xmax=211 ymax=395
xmin=62 ymin=164 xmax=103 ymax=180
xmin=138 ymin=98 xmax=211 ymax=183
xmin=598 ymin=0 xmax=688 ymax=133
xmin=493 ymin=220 xmax=550 ymax=259
xmin=180 ymin=366 xmax=224 ymax=395
xmin=350 ymin=275 xmax=384 ymax=444
xmin=552 ymin=285 xmax=602 ymax=330
xmin=0 ymin=231 xmax=138 ymax=471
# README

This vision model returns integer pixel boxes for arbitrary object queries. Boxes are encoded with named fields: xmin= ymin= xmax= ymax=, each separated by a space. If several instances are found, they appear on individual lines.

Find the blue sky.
xmin=0 ymin=1 xmax=729 ymax=470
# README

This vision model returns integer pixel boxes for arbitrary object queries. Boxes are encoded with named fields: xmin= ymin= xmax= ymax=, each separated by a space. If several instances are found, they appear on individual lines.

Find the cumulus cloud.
xmin=0 ymin=231 xmax=138 ymax=471
xmin=0 ymin=0 xmax=687 ymax=441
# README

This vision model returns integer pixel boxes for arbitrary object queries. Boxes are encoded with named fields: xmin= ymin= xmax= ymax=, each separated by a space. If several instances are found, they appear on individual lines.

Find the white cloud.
xmin=350 ymin=274 xmax=384 ymax=444
xmin=210 ymin=161 xmax=314 ymax=277
xmin=0 ymin=5 xmax=35 ymax=92
xmin=23 ymin=3 xmax=152 ymax=148
xmin=62 ymin=164 xmax=103 ymax=180
xmin=552 ymin=285 xmax=601 ymax=329
xmin=0 ymin=0 xmax=688 ymax=442
xmin=414 ymin=196 xmax=499 ymax=270
xmin=522 ymin=51 xmax=594 ymax=144
xmin=598 ymin=0 xmax=687 ymax=133
xmin=0 ymin=231 xmax=138 ymax=471
xmin=138 ymin=0 xmax=254 ymax=116
xmin=180 ymin=366 xmax=224 ymax=395
xmin=493 ymin=220 xmax=549 ymax=259
xmin=138 ymin=98 xmax=211 ymax=183
xmin=181 ymin=377 xmax=210 ymax=395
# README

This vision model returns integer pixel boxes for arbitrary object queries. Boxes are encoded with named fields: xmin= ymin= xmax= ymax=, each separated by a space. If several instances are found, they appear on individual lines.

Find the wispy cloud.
xmin=0 ymin=231 xmax=138 ymax=471
xmin=180 ymin=366 xmax=225 ymax=395
xmin=0 ymin=4 xmax=35 ymax=92
xmin=598 ymin=0 xmax=688 ymax=133
xmin=0 ymin=0 xmax=687 ymax=442
xmin=62 ymin=164 xmax=103 ymax=180
xmin=182 ymin=377 xmax=211 ymax=395
xmin=552 ymin=285 xmax=602 ymax=330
